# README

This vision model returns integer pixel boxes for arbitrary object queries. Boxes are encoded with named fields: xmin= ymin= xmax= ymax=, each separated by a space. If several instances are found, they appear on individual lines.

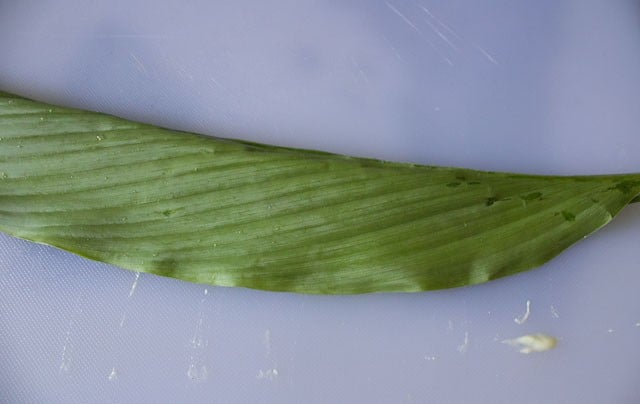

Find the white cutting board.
xmin=1 ymin=1 xmax=639 ymax=403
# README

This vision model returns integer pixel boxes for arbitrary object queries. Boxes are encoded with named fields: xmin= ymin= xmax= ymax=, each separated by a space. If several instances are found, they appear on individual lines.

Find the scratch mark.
xmin=388 ymin=44 xmax=405 ymax=62
xmin=59 ymin=304 xmax=82 ymax=373
xmin=190 ymin=289 xmax=209 ymax=348
xmin=457 ymin=331 xmax=470 ymax=354
xmin=191 ymin=317 xmax=206 ymax=348
xmin=12 ymin=32 xmax=173 ymax=40
xmin=420 ymin=6 xmax=462 ymax=41
xmin=447 ymin=320 xmax=454 ymax=332
xmin=119 ymin=271 xmax=140 ymax=329
xmin=386 ymin=2 xmax=422 ymax=34
xmin=129 ymin=53 xmax=148 ymax=75
xmin=550 ymin=305 xmax=560 ymax=319
xmin=385 ymin=2 xmax=454 ymax=64
xmin=176 ymin=66 xmax=195 ymax=81
xmin=187 ymin=288 xmax=210 ymax=382
xmin=96 ymin=34 xmax=171 ymax=39
xmin=128 ymin=271 xmax=140 ymax=298
xmin=422 ymin=16 xmax=460 ymax=52
xmin=109 ymin=272 xmax=142 ymax=374
xmin=381 ymin=34 xmax=406 ymax=63
xmin=514 ymin=300 xmax=531 ymax=324
xmin=258 ymin=328 xmax=279 ymax=381
xmin=59 ymin=325 xmax=73 ymax=372
xmin=420 ymin=5 xmax=499 ymax=67
xmin=264 ymin=328 xmax=272 ymax=357
xmin=474 ymin=45 xmax=500 ymax=66
xmin=350 ymin=57 xmax=370 ymax=84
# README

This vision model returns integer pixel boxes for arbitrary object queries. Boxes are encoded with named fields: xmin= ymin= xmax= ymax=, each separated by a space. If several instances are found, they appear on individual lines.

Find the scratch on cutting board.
xmin=118 ymin=271 xmax=141 ymax=329
xmin=107 ymin=272 xmax=143 ymax=379
xmin=258 ymin=328 xmax=279 ymax=381
xmin=447 ymin=320 xmax=454 ymax=332
xmin=264 ymin=328 xmax=272 ymax=357
xmin=514 ymin=300 xmax=531 ymax=324
xmin=187 ymin=288 xmax=210 ymax=382
xmin=420 ymin=7 xmax=460 ymax=53
xmin=350 ymin=56 xmax=370 ymax=84
xmin=59 ymin=299 xmax=83 ymax=373
xmin=385 ymin=0 xmax=453 ymax=66
xmin=457 ymin=331 xmax=470 ymax=354
xmin=420 ymin=4 xmax=499 ymax=66
xmin=128 ymin=52 xmax=148 ymax=75
xmin=128 ymin=271 xmax=140 ymax=298
xmin=190 ymin=289 xmax=209 ymax=348
xmin=59 ymin=322 xmax=73 ymax=373
xmin=474 ymin=45 xmax=500 ymax=66
xmin=385 ymin=1 xmax=422 ymax=34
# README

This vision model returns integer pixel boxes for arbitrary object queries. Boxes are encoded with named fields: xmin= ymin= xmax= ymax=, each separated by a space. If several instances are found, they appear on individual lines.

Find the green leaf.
xmin=1 ymin=91 xmax=639 ymax=294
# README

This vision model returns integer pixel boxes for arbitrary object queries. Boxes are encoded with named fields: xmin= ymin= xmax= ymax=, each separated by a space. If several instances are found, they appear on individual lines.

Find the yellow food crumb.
xmin=502 ymin=333 xmax=557 ymax=354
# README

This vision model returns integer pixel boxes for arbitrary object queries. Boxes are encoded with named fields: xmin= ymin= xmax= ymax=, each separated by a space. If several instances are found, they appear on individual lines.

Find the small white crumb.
xmin=502 ymin=333 xmax=557 ymax=354
xmin=257 ymin=368 xmax=279 ymax=380
xmin=514 ymin=300 xmax=531 ymax=324
xmin=108 ymin=367 xmax=118 ymax=381
xmin=607 ymin=328 xmax=614 ymax=334
xmin=550 ymin=305 xmax=560 ymax=319
xmin=424 ymin=355 xmax=436 ymax=361
xmin=187 ymin=363 xmax=208 ymax=382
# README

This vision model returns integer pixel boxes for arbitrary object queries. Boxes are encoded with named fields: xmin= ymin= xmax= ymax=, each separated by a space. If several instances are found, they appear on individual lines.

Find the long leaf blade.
xmin=1 ymin=91 xmax=639 ymax=294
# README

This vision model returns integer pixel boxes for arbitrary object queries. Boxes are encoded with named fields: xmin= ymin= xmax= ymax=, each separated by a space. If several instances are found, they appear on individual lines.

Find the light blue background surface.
xmin=1 ymin=1 xmax=639 ymax=403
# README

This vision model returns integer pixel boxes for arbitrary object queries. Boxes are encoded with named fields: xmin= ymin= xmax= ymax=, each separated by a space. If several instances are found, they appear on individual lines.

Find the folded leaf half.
xmin=1 ymin=91 xmax=638 ymax=294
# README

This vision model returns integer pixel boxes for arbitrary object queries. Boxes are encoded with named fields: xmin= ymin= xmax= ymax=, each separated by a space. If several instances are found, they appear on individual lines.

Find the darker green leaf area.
xmin=1 ymin=90 xmax=640 ymax=294
xmin=609 ymin=180 xmax=640 ymax=195
xmin=521 ymin=192 xmax=543 ymax=202
xmin=561 ymin=210 xmax=576 ymax=222
xmin=485 ymin=197 xmax=498 ymax=206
